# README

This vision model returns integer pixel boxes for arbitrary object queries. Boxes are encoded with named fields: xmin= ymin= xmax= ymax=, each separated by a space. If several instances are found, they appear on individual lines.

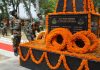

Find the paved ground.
xmin=0 ymin=57 xmax=30 ymax=70
xmin=0 ymin=54 xmax=9 ymax=61
xmin=0 ymin=30 xmax=30 ymax=70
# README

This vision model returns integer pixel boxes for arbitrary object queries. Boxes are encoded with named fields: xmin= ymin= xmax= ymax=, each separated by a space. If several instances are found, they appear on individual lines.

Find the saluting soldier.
xmin=12 ymin=18 xmax=21 ymax=56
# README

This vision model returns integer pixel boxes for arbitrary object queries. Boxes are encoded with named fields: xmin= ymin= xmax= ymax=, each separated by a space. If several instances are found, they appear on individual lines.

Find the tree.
xmin=39 ymin=0 xmax=57 ymax=15
xmin=93 ymin=0 xmax=100 ymax=7
xmin=2 ymin=0 xmax=9 ymax=18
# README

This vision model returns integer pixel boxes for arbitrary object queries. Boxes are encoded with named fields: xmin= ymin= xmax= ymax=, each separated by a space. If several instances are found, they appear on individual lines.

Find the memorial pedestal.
xmin=19 ymin=40 xmax=100 ymax=70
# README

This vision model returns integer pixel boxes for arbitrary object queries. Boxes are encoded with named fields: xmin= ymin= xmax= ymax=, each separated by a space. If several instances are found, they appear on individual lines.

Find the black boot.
xmin=14 ymin=48 xmax=18 ymax=56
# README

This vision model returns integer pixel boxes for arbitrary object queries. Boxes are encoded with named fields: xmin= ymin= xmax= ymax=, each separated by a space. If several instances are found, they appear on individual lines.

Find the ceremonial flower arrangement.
xmin=19 ymin=28 xmax=99 ymax=70
xmin=45 ymin=28 xmax=99 ymax=54
xmin=46 ymin=28 xmax=72 ymax=50
xmin=18 ymin=0 xmax=100 ymax=69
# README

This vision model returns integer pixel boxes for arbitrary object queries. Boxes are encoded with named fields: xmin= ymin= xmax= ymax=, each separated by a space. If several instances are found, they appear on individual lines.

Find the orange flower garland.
xmin=46 ymin=28 xmax=72 ymax=50
xmin=72 ymin=0 xmax=76 ymax=12
xmin=63 ymin=0 xmax=67 ymax=12
xmin=36 ymin=31 xmax=46 ymax=40
xmin=45 ymin=52 xmax=62 ymax=69
xmin=74 ymin=31 xmax=99 ymax=52
xmin=18 ymin=45 xmax=100 ymax=70
xmin=50 ymin=28 xmax=72 ymax=50
xmin=67 ymin=33 xmax=90 ymax=54
xmin=87 ymin=32 xmax=99 ymax=52
xmin=62 ymin=55 xmax=70 ymax=70
xmin=30 ymin=49 xmax=45 ymax=64
xmin=18 ymin=47 xmax=30 ymax=61
xmin=78 ymin=60 xmax=89 ymax=70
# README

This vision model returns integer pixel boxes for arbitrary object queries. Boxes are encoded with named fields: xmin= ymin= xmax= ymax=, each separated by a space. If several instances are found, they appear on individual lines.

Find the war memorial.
xmin=19 ymin=0 xmax=100 ymax=70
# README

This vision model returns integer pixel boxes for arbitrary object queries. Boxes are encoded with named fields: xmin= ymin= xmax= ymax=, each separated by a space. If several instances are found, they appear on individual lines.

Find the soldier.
xmin=0 ymin=19 xmax=8 ymax=36
xmin=0 ymin=21 xmax=4 ymax=35
xmin=9 ymin=17 xmax=16 ymax=35
xmin=24 ymin=20 xmax=34 ymax=41
xmin=37 ymin=13 xmax=45 ymax=31
xmin=12 ymin=18 xmax=21 ymax=56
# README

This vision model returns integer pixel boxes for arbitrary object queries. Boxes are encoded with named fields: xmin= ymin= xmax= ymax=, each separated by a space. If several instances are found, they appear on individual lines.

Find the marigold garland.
xmin=46 ymin=28 xmax=72 ymax=50
xmin=83 ymin=0 xmax=87 ymax=12
xmin=36 ymin=31 xmax=45 ymax=40
xmin=78 ymin=60 xmax=89 ymax=70
xmin=45 ymin=52 xmax=62 ymax=69
xmin=87 ymin=32 xmax=99 ymax=52
xmin=90 ymin=1 xmax=95 ymax=13
xmin=62 ymin=55 xmax=70 ymax=70
xmin=18 ymin=45 xmax=100 ymax=70
xmin=30 ymin=49 xmax=45 ymax=64
xmin=18 ymin=47 xmax=30 ymax=61
xmin=72 ymin=0 xmax=76 ymax=12
xmin=74 ymin=31 xmax=99 ymax=52
xmin=50 ymin=28 xmax=72 ymax=50
xmin=63 ymin=0 xmax=67 ymax=12
xmin=67 ymin=33 xmax=90 ymax=54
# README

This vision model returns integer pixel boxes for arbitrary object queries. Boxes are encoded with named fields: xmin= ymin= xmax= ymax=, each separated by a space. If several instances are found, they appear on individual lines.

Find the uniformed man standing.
xmin=9 ymin=18 xmax=15 ymax=35
xmin=12 ymin=18 xmax=21 ymax=56
xmin=24 ymin=20 xmax=34 ymax=41
xmin=0 ymin=19 xmax=8 ymax=37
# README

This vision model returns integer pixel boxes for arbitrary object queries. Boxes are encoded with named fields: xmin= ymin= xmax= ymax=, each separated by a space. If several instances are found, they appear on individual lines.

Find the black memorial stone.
xmin=48 ymin=14 xmax=88 ymax=33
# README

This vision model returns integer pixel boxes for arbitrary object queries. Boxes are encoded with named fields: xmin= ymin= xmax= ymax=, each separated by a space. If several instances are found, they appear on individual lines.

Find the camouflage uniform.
xmin=12 ymin=20 xmax=21 ymax=56
xmin=10 ymin=20 xmax=14 ymax=35
xmin=0 ymin=22 xmax=7 ymax=36
xmin=24 ymin=22 xmax=34 ymax=41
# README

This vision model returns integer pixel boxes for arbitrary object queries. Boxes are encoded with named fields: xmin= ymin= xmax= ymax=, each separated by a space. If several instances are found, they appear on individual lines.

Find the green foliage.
xmin=1 ymin=0 xmax=9 ymax=18
xmin=93 ymin=0 xmax=100 ymax=7
xmin=39 ymin=0 xmax=57 ymax=14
